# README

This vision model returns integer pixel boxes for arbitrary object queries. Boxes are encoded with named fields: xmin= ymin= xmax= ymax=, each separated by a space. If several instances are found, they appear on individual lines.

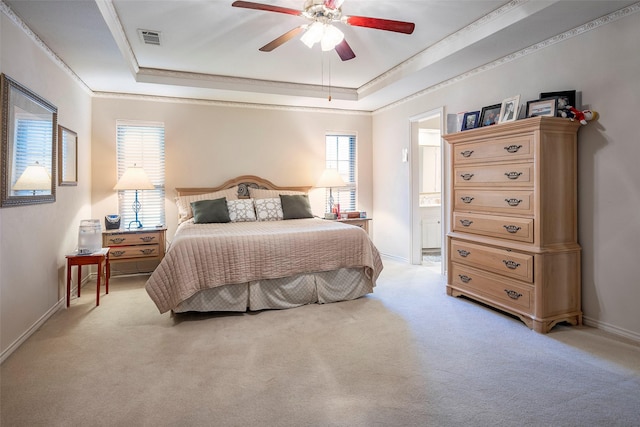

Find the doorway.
xmin=410 ymin=109 xmax=445 ymax=274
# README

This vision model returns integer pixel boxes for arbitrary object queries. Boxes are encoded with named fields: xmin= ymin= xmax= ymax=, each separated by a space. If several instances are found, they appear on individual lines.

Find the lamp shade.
xmin=12 ymin=162 xmax=51 ymax=191
xmin=316 ymin=168 xmax=346 ymax=188
xmin=113 ymin=165 xmax=155 ymax=191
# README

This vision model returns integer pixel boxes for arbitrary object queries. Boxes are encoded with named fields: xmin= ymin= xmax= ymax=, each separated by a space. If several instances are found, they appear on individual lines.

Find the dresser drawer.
xmin=104 ymin=232 xmax=161 ymax=246
xmin=454 ymin=189 xmax=534 ymax=215
xmin=454 ymin=163 xmax=533 ymax=187
xmin=451 ymin=264 xmax=533 ymax=313
xmin=450 ymin=239 xmax=533 ymax=282
xmin=108 ymin=244 xmax=160 ymax=260
xmin=453 ymin=212 xmax=533 ymax=243
xmin=453 ymin=135 xmax=533 ymax=165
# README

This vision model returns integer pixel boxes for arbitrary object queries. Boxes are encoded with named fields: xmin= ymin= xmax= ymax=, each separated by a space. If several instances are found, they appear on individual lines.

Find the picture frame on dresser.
xmin=461 ymin=111 xmax=480 ymax=131
xmin=479 ymin=104 xmax=501 ymax=127
xmin=498 ymin=95 xmax=520 ymax=123
xmin=526 ymin=97 xmax=557 ymax=118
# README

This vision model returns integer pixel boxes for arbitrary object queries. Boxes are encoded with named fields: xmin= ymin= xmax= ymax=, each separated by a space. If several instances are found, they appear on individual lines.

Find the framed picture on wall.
xmin=461 ymin=111 xmax=480 ymax=131
xmin=479 ymin=104 xmax=501 ymax=127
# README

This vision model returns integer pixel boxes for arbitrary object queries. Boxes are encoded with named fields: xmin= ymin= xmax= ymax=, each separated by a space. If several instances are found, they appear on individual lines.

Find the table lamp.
xmin=316 ymin=168 xmax=346 ymax=216
xmin=113 ymin=164 xmax=155 ymax=228
xmin=12 ymin=161 xmax=51 ymax=195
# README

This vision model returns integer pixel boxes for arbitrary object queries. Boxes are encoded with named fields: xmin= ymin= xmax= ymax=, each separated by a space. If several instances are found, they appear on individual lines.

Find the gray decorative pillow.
xmin=254 ymin=198 xmax=283 ymax=221
xmin=280 ymin=194 xmax=313 ymax=219
xmin=190 ymin=197 xmax=230 ymax=224
xmin=227 ymin=199 xmax=256 ymax=222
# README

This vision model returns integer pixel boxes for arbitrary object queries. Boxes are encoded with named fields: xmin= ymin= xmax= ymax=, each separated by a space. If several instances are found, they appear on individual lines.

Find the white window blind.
xmin=12 ymin=118 xmax=53 ymax=194
xmin=116 ymin=121 xmax=165 ymax=227
xmin=325 ymin=133 xmax=356 ymax=212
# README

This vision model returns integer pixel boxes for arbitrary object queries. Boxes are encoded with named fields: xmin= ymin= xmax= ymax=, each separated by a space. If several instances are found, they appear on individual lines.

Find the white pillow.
xmin=248 ymin=188 xmax=304 ymax=199
xmin=227 ymin=199 xmax=256 ymax=222
xmin=254 ymin=198 xmax=284 ymax=221
xmin=175 ymin=187 xmax=239 ymax=224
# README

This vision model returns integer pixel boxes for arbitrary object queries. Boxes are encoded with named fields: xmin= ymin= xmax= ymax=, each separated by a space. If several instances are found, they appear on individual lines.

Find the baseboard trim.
xmin=0 ymin=298 xmax=66 ymax=364
xmin=582 ymin=316 xmax=640 ymax=345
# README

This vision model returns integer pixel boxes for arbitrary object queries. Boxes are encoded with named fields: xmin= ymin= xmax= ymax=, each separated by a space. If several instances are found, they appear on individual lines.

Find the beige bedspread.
xmin=145 ymin=218 xmax=383 ymax=313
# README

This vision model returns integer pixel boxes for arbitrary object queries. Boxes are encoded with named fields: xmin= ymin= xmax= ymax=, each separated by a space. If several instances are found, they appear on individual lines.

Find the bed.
xmin=145 ymin=175 xmax=383 ymax=313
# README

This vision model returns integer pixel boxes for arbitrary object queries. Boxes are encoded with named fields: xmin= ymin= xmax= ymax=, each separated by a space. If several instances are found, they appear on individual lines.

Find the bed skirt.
xmin=172 ymin=267 xmax=373 ymax=313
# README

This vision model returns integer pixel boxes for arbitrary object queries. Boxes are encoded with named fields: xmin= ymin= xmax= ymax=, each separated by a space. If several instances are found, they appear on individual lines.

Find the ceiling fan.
xmin=231 ymin=0 xmax=415 ymax=61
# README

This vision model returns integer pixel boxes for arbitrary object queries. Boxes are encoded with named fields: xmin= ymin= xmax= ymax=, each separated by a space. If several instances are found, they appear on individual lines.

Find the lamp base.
xmin=128 ymin=220 xmax=143 ymax=229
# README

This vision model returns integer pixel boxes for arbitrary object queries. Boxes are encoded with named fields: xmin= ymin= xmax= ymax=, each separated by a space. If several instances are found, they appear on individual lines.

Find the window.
xmin=325 ymin=133 xmax=356 ymax=212
xmin=116 ymin=121 xmax=165 ymax=227
xmin=12 ymin=118 xmax=53 ymax=195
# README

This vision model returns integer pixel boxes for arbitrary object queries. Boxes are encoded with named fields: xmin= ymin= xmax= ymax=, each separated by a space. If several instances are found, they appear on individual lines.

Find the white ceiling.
xmin=4 ymin=0 xmax=637 ymax=111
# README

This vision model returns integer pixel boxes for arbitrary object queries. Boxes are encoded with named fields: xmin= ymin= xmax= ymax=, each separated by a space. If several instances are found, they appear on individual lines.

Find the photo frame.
xmin=479 ymin=104 xmax=501 ymax=127
xmin=58 ymin=125 xmax=78 ymax=186
xmin=540 ymin=90 xmax=576 ymax=113
xmin=499 ymin=95 xmax=520 ymax=123
xmin=1 ymin=74 xmax=57 ymax=207
xmin=526 ymin=97 xmax=558 ymax=118
xmin=461 ymin=111 xmax=480 ymax=131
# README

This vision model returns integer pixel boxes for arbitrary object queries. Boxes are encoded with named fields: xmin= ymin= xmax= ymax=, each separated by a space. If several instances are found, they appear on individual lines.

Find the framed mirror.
xmin=58 ymin=125 xmax=77 ymax=186
xmin=1 ymin=74 xmax=57 ymax=207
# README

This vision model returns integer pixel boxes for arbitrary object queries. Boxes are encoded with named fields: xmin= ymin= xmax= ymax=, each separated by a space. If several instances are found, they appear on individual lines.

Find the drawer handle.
xmin=460 ymin=173 xmax=474 ymax=181
xmin=109 ymin=237 xmax=126 ymax=244
xmin=504 ymin=289 xmax=523 ymax=300
xmin=503 ymin=225 xmax=522 ymax=233
xmin=502 ymin=260 xmax=521 ymax=270
xmin=111 ymin=250 xmax=126 ymax=257
xmin=459 ymin=275 xmax=472 ymax=283
xmin=140 ymin=249 xmax=155 ymax=255
xmin=461 ymin=150 xmax=474 ymax=158
xmin=457 ymin=249 xmax=470 ymax=257
xmin=459 ymin=219 xmax=473 ymax=227
xmin=504 ymin=144 xmax=523 ymax=153
xmin=504 ymin=172 xmax=523 ymax=180
xmin=505 ymin=198 xmax=522 ymax=206
xmin=461 ymin=196 xmax=474 ymax=204
xmin=140 ymin=236 xmax=156 ymax=243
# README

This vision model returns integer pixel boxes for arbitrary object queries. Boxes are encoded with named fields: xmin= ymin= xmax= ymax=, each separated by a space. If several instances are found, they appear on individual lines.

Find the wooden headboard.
xmin=176 ymin=175 xmax=312 ymax=198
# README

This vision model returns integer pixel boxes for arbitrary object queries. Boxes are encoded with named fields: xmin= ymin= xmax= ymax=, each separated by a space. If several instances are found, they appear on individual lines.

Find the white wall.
xmin=372 ymin=12 xmax=640 ymax=339
xmin=91 ymin=98 xmax=373 ymax=244
xmin=0 ymin=10 xmax=93 ymax=359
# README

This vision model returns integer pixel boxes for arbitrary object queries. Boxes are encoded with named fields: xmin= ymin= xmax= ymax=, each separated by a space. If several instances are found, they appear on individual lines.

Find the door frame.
xmin=409 ymin=108 xmax=445 ymax=270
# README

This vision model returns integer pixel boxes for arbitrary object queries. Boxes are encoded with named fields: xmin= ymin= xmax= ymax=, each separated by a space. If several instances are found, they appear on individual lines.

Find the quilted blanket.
xmin=145 ymin=218 xmax=383 ymax=313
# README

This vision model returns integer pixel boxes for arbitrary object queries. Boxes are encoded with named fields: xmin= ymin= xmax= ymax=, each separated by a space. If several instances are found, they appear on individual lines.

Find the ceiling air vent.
xmin=138 ymin=29 xmax=161 ymax=46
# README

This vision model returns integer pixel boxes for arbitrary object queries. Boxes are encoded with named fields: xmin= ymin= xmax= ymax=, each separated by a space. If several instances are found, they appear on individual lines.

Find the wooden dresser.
xmin=444 ymin=116 xmax=582 ymax=333
xmin=102 ymin=227 xmax=166 ymax=265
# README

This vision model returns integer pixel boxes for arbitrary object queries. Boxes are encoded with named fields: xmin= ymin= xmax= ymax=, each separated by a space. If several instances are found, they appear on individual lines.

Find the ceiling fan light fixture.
xmin=301 ymin=21 xmax=324 ymax=48
xmin=321 ymin=24 xmax=344 ymax=51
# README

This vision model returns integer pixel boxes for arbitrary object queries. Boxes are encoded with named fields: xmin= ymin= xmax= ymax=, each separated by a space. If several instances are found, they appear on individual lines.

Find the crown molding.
xmin=1 ymin=1 xmax=92 ymax=95
xmin=92 ymin=91 xmax=370 ymax=115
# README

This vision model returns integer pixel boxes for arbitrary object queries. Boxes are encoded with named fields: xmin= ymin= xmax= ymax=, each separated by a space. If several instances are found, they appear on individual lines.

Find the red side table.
xmin=65 ymin=248 xmax=110 ymax=307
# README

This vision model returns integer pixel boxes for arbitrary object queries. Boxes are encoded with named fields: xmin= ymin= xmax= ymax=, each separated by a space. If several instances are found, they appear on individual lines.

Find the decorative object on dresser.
xmin=479 ymin=103 xmax=502 ymax=127
xmin=444 ymin=116 xmax=582 ymax=333
xmin=498 ymin=95 xmax=520 ymax=123
xmin=102 ymin=227 xmax=166 ymax=265
xmin=461 ymin=111 xmax=480 ymax=131
xmin=113 ymin=164 xmax=155 ymax=228
xmin=526 ymin=97 xmax=558 ymax=118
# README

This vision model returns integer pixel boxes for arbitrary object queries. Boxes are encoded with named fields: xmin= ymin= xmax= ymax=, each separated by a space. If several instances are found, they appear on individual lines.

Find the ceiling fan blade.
xmin=231 ymin=1 xmax=301 ymax=16
xmin=346 ymin=15 xmax=415 ymax=34
xmin=334 ymin=39 xmax=356 ymax=61
xmin=259 ymin=26 xmax=304 ymax=52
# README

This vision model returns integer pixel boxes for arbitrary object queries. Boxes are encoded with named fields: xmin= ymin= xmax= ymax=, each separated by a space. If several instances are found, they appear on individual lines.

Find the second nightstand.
xmin=102 ymin=227 xmax=166 ymax=265
xmin=337 ymin=218 xmax=372 ymax=234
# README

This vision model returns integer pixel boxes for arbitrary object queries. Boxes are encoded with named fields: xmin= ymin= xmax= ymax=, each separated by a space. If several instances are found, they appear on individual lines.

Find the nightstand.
xmin=102 ymin=227 xmax=166 ymax=265
xmin=338 ymin=218 xmax=372 ymax=234
xmin=66 ymin=248 xmax=110 ymax=307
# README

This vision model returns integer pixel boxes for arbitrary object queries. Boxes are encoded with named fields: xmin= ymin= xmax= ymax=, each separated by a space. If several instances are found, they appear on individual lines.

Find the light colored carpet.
xmin=1 ymin=258 xmax=639 ymax=426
